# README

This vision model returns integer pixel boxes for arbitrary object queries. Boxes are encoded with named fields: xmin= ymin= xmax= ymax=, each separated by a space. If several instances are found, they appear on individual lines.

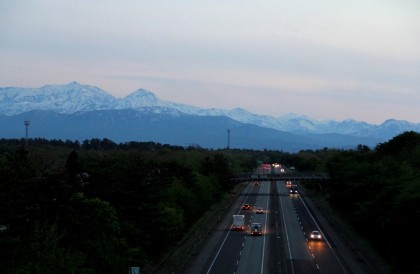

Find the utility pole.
xmin=24 ymin=119 xmax=30 ymax=144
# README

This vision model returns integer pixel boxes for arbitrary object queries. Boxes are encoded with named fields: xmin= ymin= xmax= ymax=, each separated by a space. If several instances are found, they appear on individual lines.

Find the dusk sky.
xmin=1 ymin=0 xmax=419 ymax=124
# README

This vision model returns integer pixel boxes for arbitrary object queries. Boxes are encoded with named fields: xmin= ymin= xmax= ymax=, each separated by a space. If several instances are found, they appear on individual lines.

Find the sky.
xmin=1 ymin=0 xmax=419 ymax=124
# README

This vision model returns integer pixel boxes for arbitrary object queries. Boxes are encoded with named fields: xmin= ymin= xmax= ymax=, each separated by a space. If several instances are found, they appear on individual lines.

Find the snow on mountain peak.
xmin=117 ymin=89 xmax=168 ymax=109
xmin=125 ymin=89 xmax=157 ymax=99
xmin=0 ymin=82 xmax=116 ymax=115
xmin=1 ymin=82 xmax=419 ymax=141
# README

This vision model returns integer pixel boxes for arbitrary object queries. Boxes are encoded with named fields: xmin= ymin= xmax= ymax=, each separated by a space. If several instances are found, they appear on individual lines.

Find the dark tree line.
xmin=305 ymin=131 xmax=420 ymax=274
xmin=0 ymin=140 xmax=240 ymax=273
xmin=1 ymin=132 xmax=418 ymax=273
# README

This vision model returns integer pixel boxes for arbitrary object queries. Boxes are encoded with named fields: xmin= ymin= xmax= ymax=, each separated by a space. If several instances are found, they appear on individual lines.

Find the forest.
xmin=0 ymin=131 xmax=419 ymax=273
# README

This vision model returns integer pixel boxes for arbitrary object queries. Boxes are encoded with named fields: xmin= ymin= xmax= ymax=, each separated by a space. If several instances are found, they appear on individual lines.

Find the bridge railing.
xmin=233 ymin=171 xmax=329 ymax=182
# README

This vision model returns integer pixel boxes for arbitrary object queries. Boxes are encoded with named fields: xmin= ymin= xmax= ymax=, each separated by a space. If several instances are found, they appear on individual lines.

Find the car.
xmin=289 ymin=186 xmax=298 ymax=194
xmin=250 ymin=223 xmax=263 ymax=236
xmin=255 ymin=207 xmax=263 ymax=214
xmin=241 ymin=204 xmax=251 ymax=210
xmin=309 ymin=230 xmax=322 ymax=241
xmin=253 ymin=182 xmax=259 ymax=186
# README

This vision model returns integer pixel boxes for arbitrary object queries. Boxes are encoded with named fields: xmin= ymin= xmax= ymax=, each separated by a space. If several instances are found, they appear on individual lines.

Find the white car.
xmin=310 ymin=230 xmax=322 ymax=241
xmin=255 ymin=207 xmax=263 ymax=214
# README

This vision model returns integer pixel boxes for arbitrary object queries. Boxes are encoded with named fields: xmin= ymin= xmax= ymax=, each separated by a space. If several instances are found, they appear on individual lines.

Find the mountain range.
xmin=1 ymin=81 xmax=419 ymax=152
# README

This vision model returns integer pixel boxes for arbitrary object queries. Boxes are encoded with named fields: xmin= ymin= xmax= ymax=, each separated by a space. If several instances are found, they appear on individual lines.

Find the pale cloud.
xmin=0 ymin=0 xmax=419 ymax=124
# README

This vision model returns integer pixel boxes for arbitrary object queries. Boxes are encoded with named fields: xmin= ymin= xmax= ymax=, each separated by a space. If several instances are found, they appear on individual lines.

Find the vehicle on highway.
xmin=253 ymin=182 xmax=259 ymax=186
xmin=232 ymin=215 xmax=245 ymax=231
xmin=241 ymin=204 xmax=251 ymax=210
xmin=289 ymin=186 xmax=298 ymax=194
xmin=309 ymin=230 xmax=322 ymax=241
xmin=255 ymin=207 xmax=263 ymax=214
xmin=250 ymin=223 xmax=263 ymax=236
xmin=286 ymin=180 xmax=292 ymax=187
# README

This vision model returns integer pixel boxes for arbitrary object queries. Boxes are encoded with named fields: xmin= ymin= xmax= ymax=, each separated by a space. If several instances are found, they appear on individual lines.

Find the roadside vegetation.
xmin=0 ymin=131 xmax=419 ymax=273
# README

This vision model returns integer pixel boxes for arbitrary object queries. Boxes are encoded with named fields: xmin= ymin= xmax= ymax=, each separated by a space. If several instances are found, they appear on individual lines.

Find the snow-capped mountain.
xmin=116 ymin=89 xmax=167 ymax=109
xmin=1 ymin=82 xmax=419 ymax=144
xmin=0 ymin=81 xmax=117 ymax=114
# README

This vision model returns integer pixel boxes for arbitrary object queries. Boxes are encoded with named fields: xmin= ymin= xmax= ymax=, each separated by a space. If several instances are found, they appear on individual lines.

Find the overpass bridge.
xmin=233 ymin=171 xmax=330 ymax=182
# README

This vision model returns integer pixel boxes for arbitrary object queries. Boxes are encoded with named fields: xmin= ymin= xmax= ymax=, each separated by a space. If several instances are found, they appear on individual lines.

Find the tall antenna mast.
xmin=24 ymin=119 xmax=30 ymax=144
xmin=227 ymin=129 xmax=230 ymax=151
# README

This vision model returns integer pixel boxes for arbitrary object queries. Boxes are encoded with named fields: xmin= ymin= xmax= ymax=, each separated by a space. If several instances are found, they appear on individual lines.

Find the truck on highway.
xmin=250 ymin=223 xmax=263 ymax=236
xmin=232 ymin=215 xmax=245 ymax=231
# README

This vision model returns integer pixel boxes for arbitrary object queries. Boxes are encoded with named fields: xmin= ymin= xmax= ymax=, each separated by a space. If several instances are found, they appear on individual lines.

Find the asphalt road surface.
xmin=185 ymin=181 xmax=390 ymax=274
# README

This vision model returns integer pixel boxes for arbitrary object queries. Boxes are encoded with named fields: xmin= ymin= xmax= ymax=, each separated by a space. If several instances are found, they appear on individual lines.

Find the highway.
xmin=186 ymin=177 xmax=376 ymax=274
